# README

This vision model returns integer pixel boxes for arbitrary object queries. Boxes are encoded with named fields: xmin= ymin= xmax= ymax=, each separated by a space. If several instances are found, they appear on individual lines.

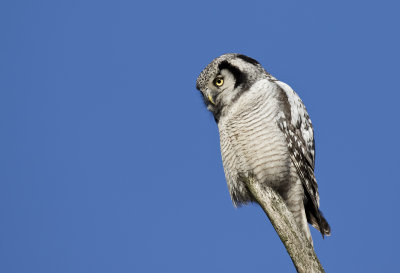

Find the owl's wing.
xmin=274 ymin=81 xmax=329 ymax=235
xmin=275 ymin=81 xmax=315 ymax=169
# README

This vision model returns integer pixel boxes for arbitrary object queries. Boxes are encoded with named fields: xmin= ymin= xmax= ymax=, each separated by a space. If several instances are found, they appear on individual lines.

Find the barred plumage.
xmin=196 ymin=53 xmax=330 ymax=244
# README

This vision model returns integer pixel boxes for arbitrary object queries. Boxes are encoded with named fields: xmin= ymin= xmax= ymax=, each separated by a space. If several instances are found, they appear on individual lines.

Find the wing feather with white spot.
xmin=276 ymin=81 xmax=316 ymax=169
xmin=274 ymin=81 xmax=324 ymax=232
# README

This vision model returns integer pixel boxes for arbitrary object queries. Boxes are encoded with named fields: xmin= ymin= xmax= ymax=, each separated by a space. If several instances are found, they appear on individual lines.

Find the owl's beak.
xmin=206 ymin=90 xmax=215 ymax=105
xmin=208 ymin=94 xmax=215 ymax=105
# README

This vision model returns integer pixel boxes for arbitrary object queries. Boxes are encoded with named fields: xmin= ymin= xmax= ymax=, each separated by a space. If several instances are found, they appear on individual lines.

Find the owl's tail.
xmin=306 ymin=206 xmax=331 ymax=237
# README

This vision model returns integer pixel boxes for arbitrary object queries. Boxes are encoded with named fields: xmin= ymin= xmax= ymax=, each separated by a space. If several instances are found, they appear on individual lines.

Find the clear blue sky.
xmin=1 ymin=1 xmax=399 ymax=272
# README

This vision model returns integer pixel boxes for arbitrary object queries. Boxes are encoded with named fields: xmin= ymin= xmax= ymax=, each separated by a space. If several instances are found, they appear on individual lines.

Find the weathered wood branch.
xmin=244 ymin=176 xmax=325 ymax=273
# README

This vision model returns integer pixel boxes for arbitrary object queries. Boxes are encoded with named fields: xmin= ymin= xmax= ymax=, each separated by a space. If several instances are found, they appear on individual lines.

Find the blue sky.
xmin=1 ymin=0 xmax=399 ymax=272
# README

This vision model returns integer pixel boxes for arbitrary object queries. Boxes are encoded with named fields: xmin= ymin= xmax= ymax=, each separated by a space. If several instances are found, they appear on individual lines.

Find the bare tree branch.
xmin=244 ymin=175 xmax=325 ymax=273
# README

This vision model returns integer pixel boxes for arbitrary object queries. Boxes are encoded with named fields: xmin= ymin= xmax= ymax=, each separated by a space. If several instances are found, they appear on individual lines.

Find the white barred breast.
xmin=218 ymin=80 xmax=293 ymax=206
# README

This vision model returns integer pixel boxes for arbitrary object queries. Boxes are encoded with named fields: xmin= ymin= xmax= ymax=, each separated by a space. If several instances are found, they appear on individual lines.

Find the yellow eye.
xmin=214 ymin=77 xmax=224 ymax=87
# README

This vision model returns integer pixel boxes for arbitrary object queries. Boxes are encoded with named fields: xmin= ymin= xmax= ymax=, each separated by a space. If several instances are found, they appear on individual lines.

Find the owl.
xmin=196 ymin=53 xmax=330 ymax=244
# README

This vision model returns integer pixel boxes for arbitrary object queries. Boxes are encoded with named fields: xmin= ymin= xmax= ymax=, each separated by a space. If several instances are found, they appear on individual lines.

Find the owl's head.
xmin=196 ymin=53 xmax=271 ymax=122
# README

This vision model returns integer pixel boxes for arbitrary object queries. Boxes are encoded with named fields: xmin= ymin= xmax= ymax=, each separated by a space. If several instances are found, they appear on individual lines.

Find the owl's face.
xmin=196 ymin=53 xmax=270 ymax=122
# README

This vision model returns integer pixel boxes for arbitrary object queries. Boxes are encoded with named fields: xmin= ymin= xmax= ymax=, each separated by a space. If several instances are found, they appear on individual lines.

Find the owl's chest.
xmin=219 ymin=99 xmax=290 ymax=186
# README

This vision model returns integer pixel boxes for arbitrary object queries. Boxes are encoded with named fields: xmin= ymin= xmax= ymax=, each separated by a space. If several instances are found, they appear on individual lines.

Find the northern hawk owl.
xmin=196 ymin=53 xmax=330 ymax=244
